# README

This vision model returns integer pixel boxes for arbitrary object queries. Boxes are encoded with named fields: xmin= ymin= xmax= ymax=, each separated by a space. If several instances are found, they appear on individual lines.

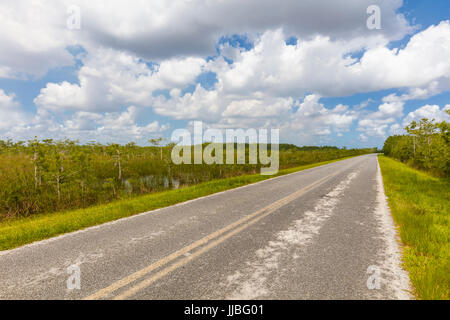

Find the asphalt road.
xmin=0 ymin=154 xmax=412 ymax=300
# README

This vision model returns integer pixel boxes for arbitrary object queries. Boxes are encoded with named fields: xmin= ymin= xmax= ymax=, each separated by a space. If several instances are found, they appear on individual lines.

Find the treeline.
xmin=383 ymin=110 xmax=450 ymax=177
xmin=0 ymin=138 xmax=375 ymax=220
xmin=278 ymin=144 xmax=341 ymax=151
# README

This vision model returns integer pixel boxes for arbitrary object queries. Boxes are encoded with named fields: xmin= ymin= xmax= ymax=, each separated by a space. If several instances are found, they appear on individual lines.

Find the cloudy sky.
xmin=0 ymin=0 xmax=449 ymax=147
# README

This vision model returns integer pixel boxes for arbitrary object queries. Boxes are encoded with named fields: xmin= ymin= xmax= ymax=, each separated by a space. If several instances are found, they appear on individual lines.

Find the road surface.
xmin=0 ymin=154 xmax=411 ymax=299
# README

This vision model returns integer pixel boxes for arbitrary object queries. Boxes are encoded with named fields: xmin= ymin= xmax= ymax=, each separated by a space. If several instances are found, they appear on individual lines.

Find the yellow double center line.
xmin=84 ymin=166 xmax=348 ymax=300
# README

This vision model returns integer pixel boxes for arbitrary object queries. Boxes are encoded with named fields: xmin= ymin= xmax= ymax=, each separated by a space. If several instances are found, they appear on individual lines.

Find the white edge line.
xmin=375 ymin=156 xmax=413 ymax=299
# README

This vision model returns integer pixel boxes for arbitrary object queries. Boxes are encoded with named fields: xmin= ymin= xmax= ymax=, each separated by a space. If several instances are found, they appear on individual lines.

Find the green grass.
xmin=0 ymin=156 xmax=359 ymax=251
xmin=378 ymin=155 xmax=450 ymax=300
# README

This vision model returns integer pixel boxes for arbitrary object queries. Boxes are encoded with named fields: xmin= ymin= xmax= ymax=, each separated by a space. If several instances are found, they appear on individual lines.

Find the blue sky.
xmin=0 ymin=0 xmax=449 ymax=148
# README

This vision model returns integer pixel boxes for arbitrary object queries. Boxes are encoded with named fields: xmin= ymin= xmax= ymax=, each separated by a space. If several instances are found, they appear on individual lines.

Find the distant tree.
xmin=149 ymin=137 xmax=165 ymax=161
xmin=106 ymin=144 xmax=123 ymax=180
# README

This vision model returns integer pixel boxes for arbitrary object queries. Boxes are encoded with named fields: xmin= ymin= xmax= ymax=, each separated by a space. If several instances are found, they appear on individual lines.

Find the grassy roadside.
xmin=378 ymin=155 xmax=449 ymax=300
xmin=0 ymin=156 xmax=360 ymax=251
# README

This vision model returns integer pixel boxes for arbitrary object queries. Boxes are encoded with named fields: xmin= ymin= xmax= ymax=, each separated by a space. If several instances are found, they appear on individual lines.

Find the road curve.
xmin=0 ymin=154 xmax=412 ymax=300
